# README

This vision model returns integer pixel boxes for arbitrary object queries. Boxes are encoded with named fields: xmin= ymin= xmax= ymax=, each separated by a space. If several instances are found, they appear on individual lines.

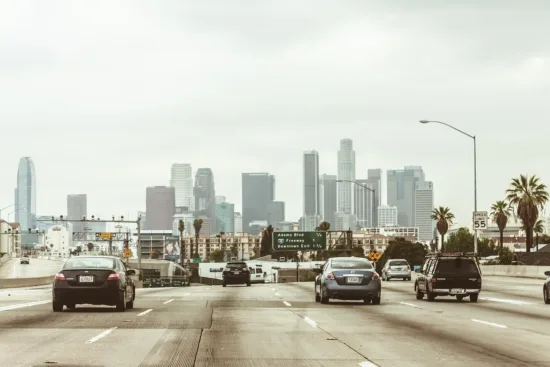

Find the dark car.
xmin=313 ymin=257 xmax=382 ymax=305
xmin=415 ymin=252 xmax=482 ymax=302
xmin=52 ymin=256 xmax=135 ymax=312
xmin=222 ymin=261 xmax=251 ymax=287
xmin=543 ymin=271 xmax=550 ymax=304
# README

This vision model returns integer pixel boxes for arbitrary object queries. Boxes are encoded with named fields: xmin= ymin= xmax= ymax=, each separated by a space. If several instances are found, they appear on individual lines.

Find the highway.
xmin=0 ymin=276 xmax=549 ymax=366
xmin=0 ymin=258 xmax=63 ymax=279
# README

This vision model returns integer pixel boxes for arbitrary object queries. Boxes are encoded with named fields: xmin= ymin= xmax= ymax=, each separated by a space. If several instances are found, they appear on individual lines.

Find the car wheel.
xmin=222 ymin=283 xmax=226 ymax=287
xmin=456 ymin=295 xmax=464 ymax=301
xmin=371 ymin=294 xmax=381 ymax=305
xmin=544 ymin=287 xmax=550 ymax=304
xmin=66 ymin=303 xmax=76 ymax=309
xmin=363 ymin=297 xmax=371 ymax=304
xmin=470 ymin=293 xmax=478 ymax=303
xmin=126 ymin=298 xmax=134 ymax=309
xmin=426 ymin=288 xmax=435 ymax=302
xmin=320 ymin=285 xmax=329 ymax=304
xmin=315 ymin=286 xmax=321 ymax=302
xmin=116 ymin=291 xmax=127 ymax=312
xmin=415 ymin=284 xmax=424 ymax=300
xmin=52 ymin=300 xmax=63 ymax=312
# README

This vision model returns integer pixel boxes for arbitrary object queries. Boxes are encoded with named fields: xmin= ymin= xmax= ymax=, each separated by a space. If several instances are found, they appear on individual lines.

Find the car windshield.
xmin=331 ymin=259 xmax=372 ymax=269
xmin=389 ymin=260 xmax=408 ymax=266
xmin=437 ymin=258 xmax=479 ymax=276
xmin=226 ymin=263 xmax=247 ymax=269
xmin=63 ymin=258 xmax=116 ymax=270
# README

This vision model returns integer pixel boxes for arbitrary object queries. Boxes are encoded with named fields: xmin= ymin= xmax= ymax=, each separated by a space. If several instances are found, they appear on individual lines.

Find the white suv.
xmin=381 ymin=259 xmax=411 ymax=281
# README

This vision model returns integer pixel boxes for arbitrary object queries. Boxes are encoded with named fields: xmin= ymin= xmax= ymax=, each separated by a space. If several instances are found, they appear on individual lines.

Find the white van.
xmin=248 ymin=264 xmax=266 ymax=284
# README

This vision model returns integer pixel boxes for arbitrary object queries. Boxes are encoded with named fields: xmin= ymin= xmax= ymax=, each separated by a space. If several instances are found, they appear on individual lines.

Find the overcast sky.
xmin=1 ymin=0 xmax=549 ymax=227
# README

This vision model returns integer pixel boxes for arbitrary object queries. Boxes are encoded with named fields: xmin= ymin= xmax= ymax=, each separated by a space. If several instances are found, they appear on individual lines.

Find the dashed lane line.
xmin=283 ymin=301 xmax=291 ymax=307
xmin=471 ymin=319 xmax=507 ymax=329
xmin=0 ymin=300 xmax=50 ymax=312
xmin=86 ymin=327 xmax=117 ymax=344
xmin=136 ymin=308 xmax=153 ymax=316
xmin=163 ymin=299 xmax=174 ymax=304
xmin=303 ymin=316 xmax=317 ymax=328
xmin=481 ymin=297 xmax=533 ymax=305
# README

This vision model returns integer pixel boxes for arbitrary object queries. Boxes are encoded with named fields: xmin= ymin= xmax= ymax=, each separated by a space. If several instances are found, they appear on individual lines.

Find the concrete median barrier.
xmin=0 ymin=276 xmax=54 ymax=289
xmin=481 ymin=265 xmax=550 ymax=279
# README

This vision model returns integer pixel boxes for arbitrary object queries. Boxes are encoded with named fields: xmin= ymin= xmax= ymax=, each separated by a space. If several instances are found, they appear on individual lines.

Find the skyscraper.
xmin=67 ymin=194 xmax=87 ymax=233
xmin=194 ymin=168 xmax=216 ymax=236
xmin=267 ymin=201 xmax=285 ymax=226
xmin=415 ymin=181 xmax=434 ymax=242
xmin=378 ymin=205 xmax=398 ymax=227
xmin=387 ymin=166 xmax=425 ymax=226
xmin=170 ymin=163 xmax=194 ymax=211
xmin=215 ymin=201 xmax=235 ymax=233
xmin=303 ymin=151 xmax=320 ymax=230
xmin=146 ymin=186 xmax=175 ymax=230
xmin=337 ymin=139 xmax=355 ymax=214
xmin=367 ymin=169 xmax=382 ymax=227
xmin=241 ymin=173 xmax=275 ymax=232
xmin=234 ymin=212 xmax=243 ymax=233
xmin=15 ymin=157 xmax=36 ymax=230
xmin=319 ymin=174 xmax=337 ymax=227
xmin=353 ymin=179 xmax=371 ymax=229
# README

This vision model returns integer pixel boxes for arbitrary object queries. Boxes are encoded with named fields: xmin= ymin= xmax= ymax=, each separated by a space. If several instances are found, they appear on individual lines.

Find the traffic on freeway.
xmin=0 ymin=273 xmax=550 ymax=366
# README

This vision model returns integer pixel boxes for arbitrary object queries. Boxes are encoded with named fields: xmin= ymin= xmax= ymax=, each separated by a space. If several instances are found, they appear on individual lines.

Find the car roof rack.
xmin=426 ymin=252 xmax=478 ymax=258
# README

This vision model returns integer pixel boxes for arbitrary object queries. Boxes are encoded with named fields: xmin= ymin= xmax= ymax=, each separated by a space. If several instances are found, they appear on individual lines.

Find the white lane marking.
xmin=480 ymin=297 xmax=533 ymax=305
xmin=274 ymin=292 xmax=281 ymax=297
xmin=283 ymin=301 xmax=291 ymax=307
xmin=183 ymin=293 xmax=190 ymax=296
xmin=0 ymin=300 xmax=50 ymax=312
xmin=86 ymin=327 xmax=117 ymax=344
xmin=304 ymin=316 xmax=317 ymax=328
xmin=400 ymin=302 xmax=421 ymax=309
xmin=471 ymin=319 xmax=507 ymax=329
xmin=358 ymin=361 xmax=380 ymax=367
xmin=137 ymin=308 xmax=153 ymax=316
xmin=163 ymin=299 xmax=174 ymax=304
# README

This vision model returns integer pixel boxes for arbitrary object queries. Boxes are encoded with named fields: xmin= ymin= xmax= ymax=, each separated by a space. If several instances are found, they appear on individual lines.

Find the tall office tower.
xmin=215 ymin=201 xmax=235 ymax=233
xmin=67 ymin=194 xmax=87 ymax=233
xmin=415 ymin=181 xmax=434 ymax=242
xmin=378 ymin=205 xmax=398 ymax=227
xmin=170 ymin=163 xmax=194 ymax=211
xmin=366 ymin=169 xmax=382 ymax=227
xmin=194 ymin=168 xmax=216 ymax=236
xmin=387 ymin=166 xmax=425 ymax=226
xmin=241 ymin=173 xmax=275 ymax=232
xmin=234 ymin=212 xmax=243 ymax=233
xmin=337 ymin=139 xmax=355 ymax=214
xmin=15 ymin=157 xmax=37 ymax=229
xmin=353 ymin=179 xmax=372 ymax=229
xmin=146 ymin=186 xmax=176 ymax=230
xmin=319 ymin=174 xmax=337 ymax=227
xmin=267 ymin=201 xmax=285 ymax=226
xmin=303 ymin=151 xmax=320 ymax=230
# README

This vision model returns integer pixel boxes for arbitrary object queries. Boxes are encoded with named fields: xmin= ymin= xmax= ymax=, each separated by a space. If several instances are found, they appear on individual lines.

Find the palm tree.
xmin=521 ymin=219 xmax=545 ymax=251
xmin=490 ymin=200 xmax=512 ymax=255
xmin=192 ymin=218 xmax=203 ymax=259
xmin=431 ymin=207 xmax=455 ymax=252
xmin=178 ymin=219 xmax=185 ymax=265
xmin=506 ymin=174 xmax=549 ymax=252
xmin=316 ymin=221 xmax=330 ymax=231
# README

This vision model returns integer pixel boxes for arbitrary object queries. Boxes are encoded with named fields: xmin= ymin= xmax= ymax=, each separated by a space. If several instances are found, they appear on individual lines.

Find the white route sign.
xmin=473 ymin=211 xmax=488 ymax=230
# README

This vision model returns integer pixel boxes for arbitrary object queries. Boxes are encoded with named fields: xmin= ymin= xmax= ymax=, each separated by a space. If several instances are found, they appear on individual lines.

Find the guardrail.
xmin=0 ymin=276 xmax=54 ymax=289
xmin=481 ymin=265 xmax=550 ymax=279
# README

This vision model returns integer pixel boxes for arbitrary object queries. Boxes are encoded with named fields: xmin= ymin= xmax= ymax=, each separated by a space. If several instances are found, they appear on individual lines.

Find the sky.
xmin=1 ymin=0 xmax=549 ymax=227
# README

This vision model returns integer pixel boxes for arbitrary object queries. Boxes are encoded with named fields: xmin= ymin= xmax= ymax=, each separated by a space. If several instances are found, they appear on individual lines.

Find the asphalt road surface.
xmin=0 ymin=275 xmax=550 ymax=366
xmin=0 ymin=258 xmax=63 ymax=279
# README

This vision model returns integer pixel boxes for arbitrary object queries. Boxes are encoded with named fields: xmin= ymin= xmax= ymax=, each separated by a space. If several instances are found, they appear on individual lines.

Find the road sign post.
xmin=272 ymin=232 xmax=327 ymax=252
xmin=473 ymin=211 xmax=488 ymax=230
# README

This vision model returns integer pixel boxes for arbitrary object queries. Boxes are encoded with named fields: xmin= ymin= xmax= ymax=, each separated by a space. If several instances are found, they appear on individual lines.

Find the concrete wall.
xmin=0 ymin=276 xmax=54 ymax=289
xmin=480 ymin=265 xmax=550 ymax=279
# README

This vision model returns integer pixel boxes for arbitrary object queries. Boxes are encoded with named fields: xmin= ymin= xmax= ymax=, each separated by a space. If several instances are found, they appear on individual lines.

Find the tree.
xmin=499 ymin=247 xmax=514 ymax=265
xmin=444 ymin=227 xmax=497 ymax=257
xmin=316 ymin=221 xmax=330 ymax=231
xmin=178 ymin=219 xmax=185 ymax=265
xmin=522 ymin=219 xmax=545 ymax=251
xmin=431 ymin=207 xmax=455 ymax=251
xmin=506 ymin=174 xmax=549 ymax=252
xmin=260 ymin=225 xmax=274 ymax=256
xmin=490 ymin=200 xmax=511 ymax=255
xmin=192 ymin=219 xmax=203 ymax=259
xmin=208 ymin=248 xmax=225 ymax=262
xmin=376 ymin=237 xmax=427 ymax=273
xmin=86 ymin=242 xmax=94 ymax=252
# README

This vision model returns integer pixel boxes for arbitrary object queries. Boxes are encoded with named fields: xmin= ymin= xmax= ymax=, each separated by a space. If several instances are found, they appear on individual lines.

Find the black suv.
xmin=222 ymin=261 xmax=251 ymax=287
xmin=414 ymin=252 xmax=482 ymax=302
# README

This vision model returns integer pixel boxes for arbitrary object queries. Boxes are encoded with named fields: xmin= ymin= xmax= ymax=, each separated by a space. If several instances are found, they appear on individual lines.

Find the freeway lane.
xmin=0 ymin=258 xmax=63 ymax=279
xmin=0 ymin=277 xmax=549 ymax=366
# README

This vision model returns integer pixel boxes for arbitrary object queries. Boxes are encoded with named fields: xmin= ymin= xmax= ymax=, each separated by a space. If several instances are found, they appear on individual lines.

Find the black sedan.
xmin=543 ymin=271 xmax=550 ymax=304
xmin=222 ymin=261 xmax=251 ymax=287
xmin=52 ymin=256 xmax=135 ymax=312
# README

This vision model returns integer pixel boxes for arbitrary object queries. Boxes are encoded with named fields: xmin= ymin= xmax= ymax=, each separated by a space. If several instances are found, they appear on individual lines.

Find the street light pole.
xmin=419 ymin=120 xmax=478 ymax=255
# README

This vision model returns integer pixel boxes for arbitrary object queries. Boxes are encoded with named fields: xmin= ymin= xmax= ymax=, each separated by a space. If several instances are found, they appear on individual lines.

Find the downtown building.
xmin=319 ymin=174 xmax=337 ymax=228
xmin=67 ymin=194 xmax=87 ymax=233
xmin=303 ymin=151 xmax=320 ymax=231
xmin=170 ymin=163 xmax=194 ymax=212
xmin=146 ymin=186 xmax=176 ymax=230
xmin=241 ymin=173 xmax=275 ymax=232
xmin=15 ymin=157 xmax=37 ymax=230
xmin=194 ymin=168 xmax=216 ymax=237
xmin=335 ymin=139 xmax=356 ymax=230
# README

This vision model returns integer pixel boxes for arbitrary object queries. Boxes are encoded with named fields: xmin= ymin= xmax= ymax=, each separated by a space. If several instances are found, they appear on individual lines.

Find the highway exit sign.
xmin=272 ymin=231 xmax=327 ymax=252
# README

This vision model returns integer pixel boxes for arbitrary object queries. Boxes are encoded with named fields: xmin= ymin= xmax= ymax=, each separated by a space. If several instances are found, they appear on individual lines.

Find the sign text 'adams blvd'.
xmin=272 ymin=232 xmax=327 ymax=251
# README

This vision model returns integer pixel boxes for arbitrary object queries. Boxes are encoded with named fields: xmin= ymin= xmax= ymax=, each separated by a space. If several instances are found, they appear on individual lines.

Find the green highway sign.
xmin=192 ymin=258 xmax=201 ymax=263
xmin=272 ymin=231 xmax=327 ymax=251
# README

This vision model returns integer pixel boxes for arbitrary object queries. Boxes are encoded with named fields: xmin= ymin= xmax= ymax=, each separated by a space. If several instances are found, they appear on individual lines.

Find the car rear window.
xmin=64 ymin=258 xmax=116 ymax=270
xmin=226 ymin=263 xmax=247 ymax=269
xmin=436 ymin=258 xmax=479 ymax=276
xmin=389 ymin=260 xmax=408 ymax=266
xmin=331 ymin=259 xmax=372 ymax=269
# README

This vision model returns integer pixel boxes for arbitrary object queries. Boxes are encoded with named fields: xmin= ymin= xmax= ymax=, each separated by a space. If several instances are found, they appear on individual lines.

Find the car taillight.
xmin=55 ymin=272 xmax=65 ymax=280
xmin=371 ymin=272 xmax=380 ymax=280
xmin=477 ymin=278 xmax=482 ymax=285
xmin=107 ymin=273 xmax=120 ymax=280
xmin=326 ymin=272 xmax=335 ymax=280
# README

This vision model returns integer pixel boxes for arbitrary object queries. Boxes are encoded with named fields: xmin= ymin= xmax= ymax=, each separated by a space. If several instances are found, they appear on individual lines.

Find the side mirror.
xmin=545 ymin=271 xmax=550 ymax=277
xmin=127 ymin=269 xmax=136 ymax=275
xmin=415 ymin=268 xmax=422 ymax=273
xmin=312 ymin=268 xmax=322 ymax=274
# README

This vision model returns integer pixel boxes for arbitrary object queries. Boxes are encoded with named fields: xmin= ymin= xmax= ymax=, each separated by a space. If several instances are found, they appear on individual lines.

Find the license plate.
xmin=233 ymin=271 xmax=240 ymax=275
xmin=450 ymin=288 xmax=465 ymax=294
xmin=347 ymin=277 xmax=360 ymax=284
xmin=79 ymin=275 xmax=94 ymax=283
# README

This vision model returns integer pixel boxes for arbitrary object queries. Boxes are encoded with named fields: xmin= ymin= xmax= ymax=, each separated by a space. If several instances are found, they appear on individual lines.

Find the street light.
xmin=337 ymin=179 xmax=376 ymax=228
xmin=419 ymin=119 xmax=478 ymax=255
